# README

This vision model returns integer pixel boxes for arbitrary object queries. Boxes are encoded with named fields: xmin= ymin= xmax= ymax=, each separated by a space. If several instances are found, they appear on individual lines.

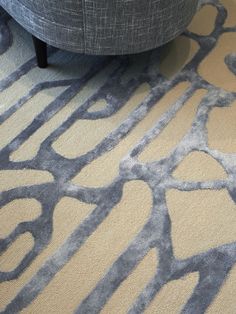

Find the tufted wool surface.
xmin=0 ymin=1 xmax=236 ymax=313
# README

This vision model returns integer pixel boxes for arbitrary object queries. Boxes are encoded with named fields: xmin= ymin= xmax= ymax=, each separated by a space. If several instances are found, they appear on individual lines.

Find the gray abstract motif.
xmin=0 ymin=8 xmax=12 ymax=55
xmin=0 ymin=0 xmax=236 ymax=313
xmin=225 ymin=53 xmax=236 ymax=76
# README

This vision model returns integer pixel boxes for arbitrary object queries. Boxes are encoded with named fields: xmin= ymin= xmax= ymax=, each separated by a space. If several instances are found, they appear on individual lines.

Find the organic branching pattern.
xmin=0 ymin=1 xmax=236 ymax=313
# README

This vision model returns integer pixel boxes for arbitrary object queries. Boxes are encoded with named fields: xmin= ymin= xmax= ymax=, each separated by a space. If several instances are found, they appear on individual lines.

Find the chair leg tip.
xmin=38 ymin=62 xmax=48 ymax=68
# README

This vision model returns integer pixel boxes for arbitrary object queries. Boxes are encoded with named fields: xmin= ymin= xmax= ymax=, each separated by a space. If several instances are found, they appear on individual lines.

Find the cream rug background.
xmin=0 ymin=0 xmax=236 ymax=313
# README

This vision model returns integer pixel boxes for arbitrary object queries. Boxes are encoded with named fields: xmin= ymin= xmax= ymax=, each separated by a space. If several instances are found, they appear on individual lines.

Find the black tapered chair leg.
xmin=32 ymin=35 xmax=48 ymax=68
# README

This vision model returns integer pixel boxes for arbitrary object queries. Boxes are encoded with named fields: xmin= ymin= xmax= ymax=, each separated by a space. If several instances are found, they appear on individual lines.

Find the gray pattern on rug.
xmin=0 ymin=0 xmax=236 ymax=313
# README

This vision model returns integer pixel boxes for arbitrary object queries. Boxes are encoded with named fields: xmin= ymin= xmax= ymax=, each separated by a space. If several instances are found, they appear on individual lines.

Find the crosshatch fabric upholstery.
xmin=0 ymin=0 xmax=198 ymax=54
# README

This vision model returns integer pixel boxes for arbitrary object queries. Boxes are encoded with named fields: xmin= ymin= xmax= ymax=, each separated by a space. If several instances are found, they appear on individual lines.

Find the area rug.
xmin=0 ymin=0 xmax=236 ymax=313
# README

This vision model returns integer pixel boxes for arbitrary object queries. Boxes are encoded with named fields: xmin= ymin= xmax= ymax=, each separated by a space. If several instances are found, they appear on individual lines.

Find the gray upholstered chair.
xmin=0 ymin=0 xmax=198 ymax=68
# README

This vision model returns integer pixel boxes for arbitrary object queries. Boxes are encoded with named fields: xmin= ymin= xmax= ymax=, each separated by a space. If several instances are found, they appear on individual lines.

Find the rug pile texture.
xmin=0 ymin=0 xmax=236 ymax=313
